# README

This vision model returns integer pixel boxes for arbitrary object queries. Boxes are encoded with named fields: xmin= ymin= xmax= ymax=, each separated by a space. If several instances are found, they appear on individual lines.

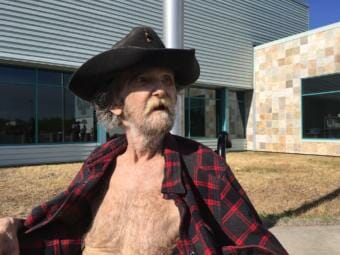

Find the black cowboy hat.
xmin=69 ymin=26 xmax=200 ymax=101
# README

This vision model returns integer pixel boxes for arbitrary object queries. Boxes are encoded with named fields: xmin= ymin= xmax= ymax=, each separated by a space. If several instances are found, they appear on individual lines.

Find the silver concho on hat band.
xmin=144 ymin=28 xmax=153 ymax=43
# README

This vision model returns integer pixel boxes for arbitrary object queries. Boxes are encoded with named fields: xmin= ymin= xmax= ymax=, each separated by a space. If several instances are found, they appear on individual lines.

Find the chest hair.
xmin=83 ymin=159 xmax=181 ymax=255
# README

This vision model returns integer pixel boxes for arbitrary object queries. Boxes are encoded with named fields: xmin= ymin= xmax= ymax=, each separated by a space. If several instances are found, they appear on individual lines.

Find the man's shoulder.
xmin=171 ymin=135 xmax=227 ymax=176
xmin=171 ymin=134 xmax=217 ymax=155
xmin=85 ymin=135 xmax=127 ymax=165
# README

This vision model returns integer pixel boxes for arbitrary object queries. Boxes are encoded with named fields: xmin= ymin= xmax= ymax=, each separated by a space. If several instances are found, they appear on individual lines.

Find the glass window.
xmin=64 ymin=89 xmax=97 ymax=142
xmin=0 ymin=65 xmax=35 ymax=85
xmin=185 ymin=87 xmax=222 ymax=138
xmin=0 ymin=84 xmax=35 ymax=144
xmin=229 ymin=91 xmax=246 ymax=139
xmin=37 ymin=69 xmax=62 ymax=86
xmin=302 ymin=74 xmax=339 ymax=94
xmin=0 ymin=64 xmax=97 ymax=145
xmin=63 ymin=73 xmax=73 ymax=87
xmin=37 ymin=86 xmax=63 ymax=143
xmin=302 ymin=73 xmax=340 ymax=139
xmin=185 ymin=95 xmax=205 ymax=137
xmin=64 ymin=89 xmax=76 ymax=142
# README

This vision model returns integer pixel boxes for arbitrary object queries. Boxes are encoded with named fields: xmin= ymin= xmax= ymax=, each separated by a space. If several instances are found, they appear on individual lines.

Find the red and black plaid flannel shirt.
xmin=19 ymin=134 xmax=288 ymax=254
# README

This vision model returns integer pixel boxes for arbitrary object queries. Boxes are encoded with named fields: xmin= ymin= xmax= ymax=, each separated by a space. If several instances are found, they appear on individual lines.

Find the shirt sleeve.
xmin=19 ymin=158 xmax=92 ymax=254
xmin=218 ymin=163 xmax=288 ymax=255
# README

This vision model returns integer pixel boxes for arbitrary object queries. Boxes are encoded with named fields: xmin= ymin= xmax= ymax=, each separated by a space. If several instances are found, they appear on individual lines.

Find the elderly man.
xmin=0 ymin=27 xmax=287 ymax=255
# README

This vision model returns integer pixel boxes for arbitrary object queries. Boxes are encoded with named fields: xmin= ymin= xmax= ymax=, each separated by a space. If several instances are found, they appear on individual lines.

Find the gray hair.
xmin=92 ymin=78 xmax=124 ymax=131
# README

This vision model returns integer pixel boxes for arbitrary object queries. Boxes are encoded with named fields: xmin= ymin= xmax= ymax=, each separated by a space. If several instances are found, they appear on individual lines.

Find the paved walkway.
xmin=270 ymin=225 xmax=340 ymax=255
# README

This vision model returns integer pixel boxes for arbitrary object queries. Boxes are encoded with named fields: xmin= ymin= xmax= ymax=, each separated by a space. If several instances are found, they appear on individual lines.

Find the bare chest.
xmin=83 ymin=162 xmax=181 ymax=255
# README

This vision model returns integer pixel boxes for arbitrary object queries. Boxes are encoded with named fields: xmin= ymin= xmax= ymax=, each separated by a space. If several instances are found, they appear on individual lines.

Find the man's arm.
xmin=218 ymin=165 xmax=288 ymax=255
xmin=0 ymin=217 xmax=24 ymax=255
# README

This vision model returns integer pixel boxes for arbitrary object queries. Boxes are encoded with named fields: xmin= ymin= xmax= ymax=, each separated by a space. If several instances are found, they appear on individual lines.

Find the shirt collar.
xmin=161 ymin=133 xmax=186 ymax=195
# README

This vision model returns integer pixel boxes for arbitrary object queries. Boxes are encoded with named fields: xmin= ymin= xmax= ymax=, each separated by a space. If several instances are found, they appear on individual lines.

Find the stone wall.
xmin=248 ymin=23 xmax=340 ymax=156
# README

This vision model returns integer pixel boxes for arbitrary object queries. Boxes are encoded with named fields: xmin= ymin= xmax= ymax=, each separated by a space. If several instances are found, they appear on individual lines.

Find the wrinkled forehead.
xmin=111 ymin=66 xmax=176 ymax=101
xmin=116 ymin=66 xmax=175 ymax=93
xmin=121 ymin=66 xmax=174 ymax=81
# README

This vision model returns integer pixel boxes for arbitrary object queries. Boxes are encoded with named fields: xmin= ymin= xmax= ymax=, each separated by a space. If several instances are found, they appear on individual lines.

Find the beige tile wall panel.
xmin=250 ymin=23 xmax=340 ymax=156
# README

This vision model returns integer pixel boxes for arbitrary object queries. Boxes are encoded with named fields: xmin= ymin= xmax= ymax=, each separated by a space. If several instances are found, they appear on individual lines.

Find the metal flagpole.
xmin=163 ymin=0 xmax=184 ymax=136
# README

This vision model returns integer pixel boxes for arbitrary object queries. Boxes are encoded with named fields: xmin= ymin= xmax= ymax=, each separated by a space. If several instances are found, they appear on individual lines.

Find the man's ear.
xmin=110 ymin=106 xmax=123 ymax=116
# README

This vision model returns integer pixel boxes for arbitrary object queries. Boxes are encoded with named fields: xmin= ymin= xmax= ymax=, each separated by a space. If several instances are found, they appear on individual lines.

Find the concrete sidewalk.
xmin=270 ymin=225 xmax=340 ymax=255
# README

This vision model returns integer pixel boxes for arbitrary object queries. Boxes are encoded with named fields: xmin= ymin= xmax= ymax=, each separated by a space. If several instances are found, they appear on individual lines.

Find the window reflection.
xmin=302 ymin=73 xmax=340 ymax=139
xmin=185 ymin=87 xmax=221 ymax=138
xmin=0 ymin=85 xmax=35 ymax=144
xmin=38 ymin=86 xmax=63 ymax=143
xmin=63 ymin=73 xmax=73 ymax=87
xmin=0 ymin=65 xmax=35 ymax=85
xmin=38 ymin=70 xmax=62 ymax=86
xmin=64 ymin=89 xmax=96 ymax=142
xmin=303 ymin=94 xmax=340 ymax=139
xmin=0 ymin=64 xmax=97 ymax=145
xmin=229 ymin=91 xmax=246 ymax=139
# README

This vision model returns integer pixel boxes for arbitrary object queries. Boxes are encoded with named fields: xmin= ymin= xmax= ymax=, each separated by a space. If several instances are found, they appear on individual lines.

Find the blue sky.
xmin=306 ymin=0 xmax=340 ymax=29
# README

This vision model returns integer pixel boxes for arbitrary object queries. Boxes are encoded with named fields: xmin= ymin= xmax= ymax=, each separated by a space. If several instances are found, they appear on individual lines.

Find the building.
xmin=249 ymin=22 xmax=340 ymax=156
xmin=0 ymin=0 xmax=309 ymax=166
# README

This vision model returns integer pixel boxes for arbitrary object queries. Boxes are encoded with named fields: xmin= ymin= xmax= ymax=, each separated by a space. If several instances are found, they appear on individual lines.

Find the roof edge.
xmin=291 ymin=0 xmax=308 ymax=8
xmin=254 ymin=22 xmax=340 ymax=50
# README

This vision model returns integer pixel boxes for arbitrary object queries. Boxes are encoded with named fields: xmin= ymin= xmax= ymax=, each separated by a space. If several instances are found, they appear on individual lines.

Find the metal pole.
xmin=163 ymin=0 xmax=184 ymax=136
xmin=163 ymin=0 xmax=184 ymax=48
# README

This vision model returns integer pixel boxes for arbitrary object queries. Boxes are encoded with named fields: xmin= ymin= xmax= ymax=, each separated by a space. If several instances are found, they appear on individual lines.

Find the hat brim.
xmin=69 ymin=47 xmax=200 ymax=101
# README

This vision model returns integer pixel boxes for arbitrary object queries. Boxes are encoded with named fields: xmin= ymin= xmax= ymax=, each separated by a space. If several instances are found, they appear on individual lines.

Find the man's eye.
xmin=136 ymin=76 xmax=147 ymax=83
xmin=162 ymin=75 xmax=174 ymax=85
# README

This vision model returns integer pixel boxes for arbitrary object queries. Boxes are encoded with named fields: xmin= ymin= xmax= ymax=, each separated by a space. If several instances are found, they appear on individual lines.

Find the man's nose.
xmin=152 ymin=88 xmax=166 ymax=98
xmin=151 ymin=79 xmax=167 ymax=97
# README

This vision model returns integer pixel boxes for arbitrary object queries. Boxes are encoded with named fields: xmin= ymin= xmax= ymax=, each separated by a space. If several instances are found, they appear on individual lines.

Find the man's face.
xmin=111 ymin=67 xmax=177 ymax=136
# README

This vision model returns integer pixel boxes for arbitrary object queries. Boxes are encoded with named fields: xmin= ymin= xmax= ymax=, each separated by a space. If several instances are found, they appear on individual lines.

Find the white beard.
xmin=123 ymin=100 xmax=175 ymax=139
